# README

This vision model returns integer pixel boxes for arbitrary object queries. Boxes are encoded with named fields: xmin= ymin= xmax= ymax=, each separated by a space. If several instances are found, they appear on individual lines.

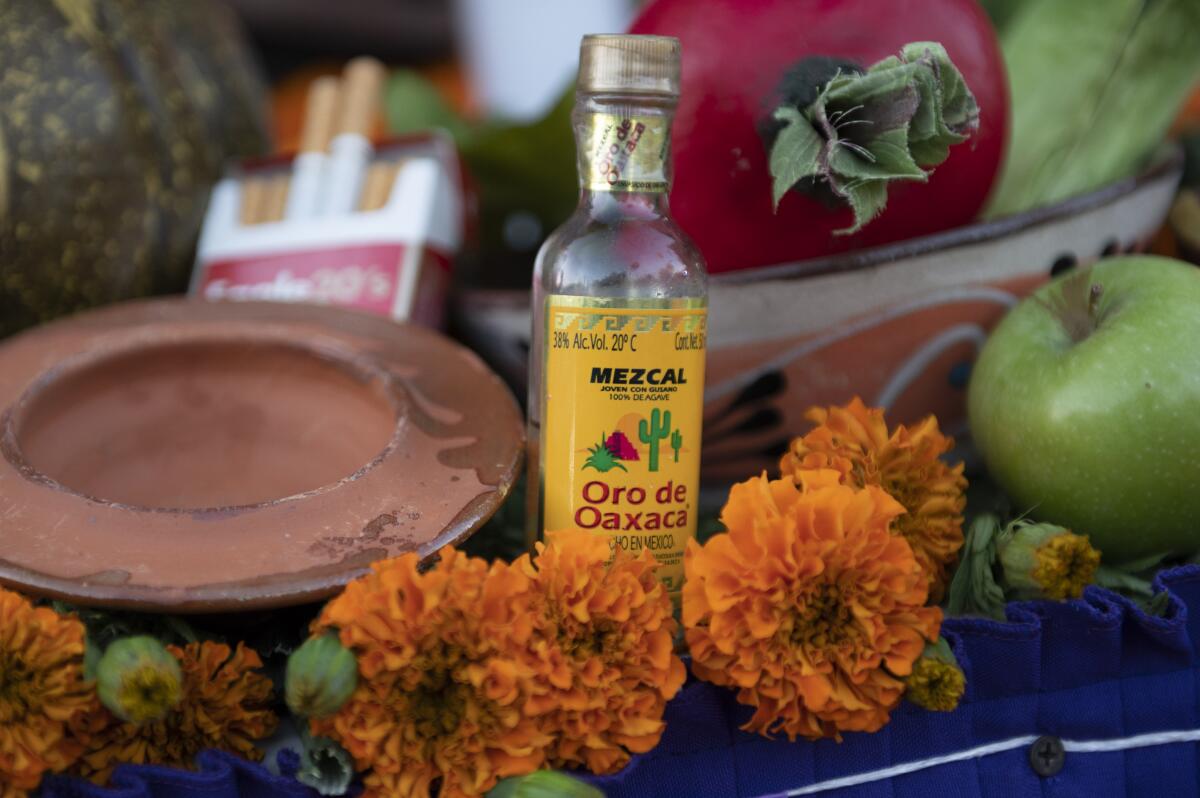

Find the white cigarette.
xmin=285 ymin=76 xmax=340 ymax=220
xmin=320 ymin=57 xmax=385 ymax=216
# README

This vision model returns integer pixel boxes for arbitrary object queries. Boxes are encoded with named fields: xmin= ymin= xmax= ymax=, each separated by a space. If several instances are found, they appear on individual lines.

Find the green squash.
xmin=0 ymin=0 xmax=269 ymax=336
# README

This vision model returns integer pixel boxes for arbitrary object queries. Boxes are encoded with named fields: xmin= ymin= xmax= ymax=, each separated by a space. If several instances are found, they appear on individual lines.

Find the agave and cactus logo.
xmin=582 ymin=433 xmax=629 ymax=473
xmin=582 ymin=411 xmax=683 ymax=474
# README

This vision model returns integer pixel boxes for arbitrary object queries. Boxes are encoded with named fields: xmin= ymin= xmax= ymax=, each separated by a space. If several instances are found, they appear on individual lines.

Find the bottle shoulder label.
xmin=540 ymin=295 xmax=706 ymax=595
xmin=580 ymin=113 xmax=669 ymax=193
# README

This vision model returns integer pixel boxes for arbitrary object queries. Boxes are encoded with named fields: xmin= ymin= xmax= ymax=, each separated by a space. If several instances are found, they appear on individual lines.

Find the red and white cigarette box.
xmin=191 ymin=133 xmax=464 ymax=329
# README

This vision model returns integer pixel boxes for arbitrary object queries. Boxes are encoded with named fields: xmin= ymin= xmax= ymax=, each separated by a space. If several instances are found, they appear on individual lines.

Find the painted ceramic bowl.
xmin=0 ymin=299 xmax=522 ymax=612
xmin=455 ymin=146 xmax=1182 ymax=484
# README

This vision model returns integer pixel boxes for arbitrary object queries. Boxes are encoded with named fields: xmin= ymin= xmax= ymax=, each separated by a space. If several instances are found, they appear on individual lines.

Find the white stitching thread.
xmin=760 ymin=729 xmax=1200 ymax=797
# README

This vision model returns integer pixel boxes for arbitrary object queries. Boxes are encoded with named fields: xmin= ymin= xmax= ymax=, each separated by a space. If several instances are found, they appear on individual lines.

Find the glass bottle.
xmin=527 ymin=34 xmax=708 ymax=599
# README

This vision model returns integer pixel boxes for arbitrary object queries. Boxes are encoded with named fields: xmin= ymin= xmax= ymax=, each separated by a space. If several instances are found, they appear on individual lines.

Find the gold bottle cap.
xmin=577 ymin=34 xmax=681 ymax=97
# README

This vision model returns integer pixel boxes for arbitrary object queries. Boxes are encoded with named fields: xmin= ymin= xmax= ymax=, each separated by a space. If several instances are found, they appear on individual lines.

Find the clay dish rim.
xmin=0 ymin=298 xmax=524 ymax=613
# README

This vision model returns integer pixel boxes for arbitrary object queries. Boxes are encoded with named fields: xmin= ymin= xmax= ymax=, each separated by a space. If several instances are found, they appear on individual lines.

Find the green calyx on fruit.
xmin=286 ymin=633 xmax=359 ymax=719
xmin=96 ymin=636 xmax=183 ymax=724
xmin=768 ymin=42 xmax=980 ymax=233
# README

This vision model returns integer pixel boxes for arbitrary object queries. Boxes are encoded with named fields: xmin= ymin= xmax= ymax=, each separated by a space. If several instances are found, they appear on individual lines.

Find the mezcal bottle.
xmin=528 ymin=34 xmax=708 ymax=599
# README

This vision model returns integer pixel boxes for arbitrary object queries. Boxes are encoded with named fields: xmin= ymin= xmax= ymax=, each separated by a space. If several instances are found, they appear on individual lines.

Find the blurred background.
xmin=228 ymin=0 xmax=639 ymax=298
xmin=233 ymin=0 xmax=633 ymax=123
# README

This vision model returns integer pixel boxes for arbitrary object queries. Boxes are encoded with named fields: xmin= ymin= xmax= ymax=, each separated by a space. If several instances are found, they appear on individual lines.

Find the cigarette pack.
xmin=190 ymin=132 xmax=465 ymax=328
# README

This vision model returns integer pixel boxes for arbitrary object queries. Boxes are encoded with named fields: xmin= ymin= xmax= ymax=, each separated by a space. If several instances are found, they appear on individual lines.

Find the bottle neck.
xmin=572 ymin=93 xmax=675 ymax=221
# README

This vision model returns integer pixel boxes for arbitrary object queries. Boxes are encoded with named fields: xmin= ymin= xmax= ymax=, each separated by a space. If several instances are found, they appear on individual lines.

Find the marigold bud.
xmin=998 ymin=520 xmax=1100 ymax=600
xmin=96 ymin=635 xmax=183 ymax=724
xmin=286 ymin=633 xmax=358 ymax=718
xmin=904 ymin=636 xmax=965 ymax=712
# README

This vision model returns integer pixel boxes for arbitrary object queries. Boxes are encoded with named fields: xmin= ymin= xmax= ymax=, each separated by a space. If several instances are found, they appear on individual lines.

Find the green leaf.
xmin=836 ymin=180 xmax=889 ymax=234
xmin=830 ymin=128 xmax=926 ymax=181
xmin=1119 ymin=552 xmax=1173 ymax=572
xmin=823 ymin=60 xmax=920 ymax=110
xmin=947 ymin=514 xmax=1007 ymax=620
xmin=986 ymin=0 xmax=1200 ymax=217
xmin=1145 ymin=590 xmax=1173 ymax=617
xmin=769 ymin=107 xmax=824 ymax=208
xmin=382 ymin=80 xmax=578 ymax=284
xmin=905 ymin=67 xmax=941 ymax=145
xmin=1093 ymin=552 xmax=1170 ymax=602
xmin=903 ymin=43 xmax=978 ymax=158
xmin=937 ymin=60 xmax=977 ymax=134
xmin=979 ymin=0 xmax=1037 ymax=33
xmin=84 ymin=638 xmax=102 ymax=682
xmin=1094 ymin=565 xmax=1154 ymax=598
xmin=457 ymin=89 xmax=578 ymax=280
xmin=826 ymin=147 xmax=881 ymax=182
xmin=908 ymin=138 xmax=952 ymax=169
xmin=164 ymin=616 xmax=199 ymax=645
xmin=50 ymin=602 xmax=202 ymax=651
xmin=696 ymin=513 xmax=726 ymax=545
xmin=384 ymin=70 xmax=471 ymax=140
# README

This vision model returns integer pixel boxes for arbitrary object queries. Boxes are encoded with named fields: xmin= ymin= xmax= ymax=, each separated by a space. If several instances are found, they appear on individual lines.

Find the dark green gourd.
xmin=0 ymin=0 xmax=269 ymax=336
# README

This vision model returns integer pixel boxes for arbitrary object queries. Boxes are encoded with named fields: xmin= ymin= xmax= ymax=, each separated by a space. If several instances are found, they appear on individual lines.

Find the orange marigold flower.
xmin=70 ymin=642 xmax=277 ymax=785
xmin=516 ymin=530 xmax=686 ymax=775
xmin=683 ymin=471 xmax=942 ymax=741
xmin=0 ymin=588 xmax=95 ymax=798
xmin=312 ymin=548 xmax=548 ymax=798
xmin=779 ymin=397 xmax=967 ymax=601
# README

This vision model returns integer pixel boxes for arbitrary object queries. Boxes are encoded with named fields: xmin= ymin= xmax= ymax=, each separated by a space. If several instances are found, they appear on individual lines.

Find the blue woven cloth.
xmin=39 ymin=750 xmax=316 ymax=798
xmin=40 ymin=565 xmax=1200 ymax=798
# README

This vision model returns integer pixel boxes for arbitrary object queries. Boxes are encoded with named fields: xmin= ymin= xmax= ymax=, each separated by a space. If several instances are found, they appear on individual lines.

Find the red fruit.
xmin=631 ymin=0 xmax=1009 ymax=273
xmin=605 ymin=431 xmax=640 ymax=461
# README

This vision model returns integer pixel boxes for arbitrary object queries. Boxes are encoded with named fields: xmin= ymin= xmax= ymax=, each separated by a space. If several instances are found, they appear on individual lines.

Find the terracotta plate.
xmin=0 ymin=299 xmax=523 ymax=612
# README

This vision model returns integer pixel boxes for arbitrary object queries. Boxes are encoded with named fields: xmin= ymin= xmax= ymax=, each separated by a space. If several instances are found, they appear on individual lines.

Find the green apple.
xmin=968 ymin=256 xmax=1200 ymax=564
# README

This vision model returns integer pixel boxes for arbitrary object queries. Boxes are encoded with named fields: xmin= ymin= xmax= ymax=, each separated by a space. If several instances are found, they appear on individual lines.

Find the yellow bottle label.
xmin=541 ymin=296 xmax=707 ymax=595
xmin=580 ymin=113 xmax=670 ymax=193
